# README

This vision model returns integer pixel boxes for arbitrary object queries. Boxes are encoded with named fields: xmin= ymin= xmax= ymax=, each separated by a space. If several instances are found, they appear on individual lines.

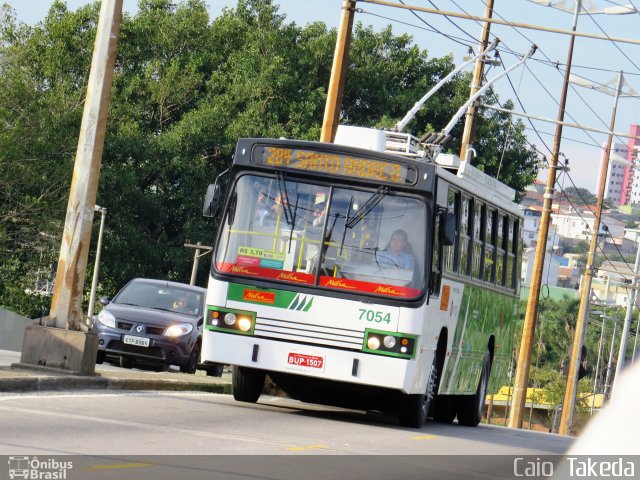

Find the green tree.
xmin=0 ymin=0 xmax=540 ymax=317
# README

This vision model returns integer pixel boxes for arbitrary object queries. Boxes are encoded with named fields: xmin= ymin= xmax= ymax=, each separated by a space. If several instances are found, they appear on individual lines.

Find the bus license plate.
xmin=287 ymin=353 xmax=324 ymax=369
xmin=123 ymin=335 xmax=150 ymax=347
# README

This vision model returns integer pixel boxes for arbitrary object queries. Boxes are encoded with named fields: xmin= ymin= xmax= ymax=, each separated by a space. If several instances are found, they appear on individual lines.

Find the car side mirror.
xmin=442 ymin=212 xmax=457 ymax=246
xmin=203 ymin=183 xmax=222 ymax=218
xmin=99 ymin=297 xmax=111 ymax=305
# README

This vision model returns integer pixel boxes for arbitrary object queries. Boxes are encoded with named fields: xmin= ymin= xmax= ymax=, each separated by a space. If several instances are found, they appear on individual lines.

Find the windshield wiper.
xmin=276 ymin=171 xmax=294 ymax=225
xmin=338 ymin=196 xmax=354 ymax=256
xmin=345 ymin=185 xmax=388 ymax=230
xmin=287 ymin=193 xmax=300 ymax=253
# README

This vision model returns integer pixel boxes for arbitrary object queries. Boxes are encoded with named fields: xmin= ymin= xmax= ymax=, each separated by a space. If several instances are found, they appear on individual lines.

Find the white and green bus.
xmin=201 ymin=126 xmax=522 ymax=427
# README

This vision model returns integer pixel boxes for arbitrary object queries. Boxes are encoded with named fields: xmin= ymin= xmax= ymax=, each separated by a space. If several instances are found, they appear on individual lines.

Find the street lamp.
xmin=86 ymin=205 xmax=107 ymax=324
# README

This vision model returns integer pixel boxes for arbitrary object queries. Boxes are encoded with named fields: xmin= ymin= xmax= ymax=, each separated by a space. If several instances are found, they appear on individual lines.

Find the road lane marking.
xmin=411 ymin=435 xmax=437 ymax=440
xmin=84 ymin=463 xmax=153 ymax=471
xmin=0 ymin=404 xmax=309 ymax=449
xmin=286 ymin=445 xmax=329 ymax=451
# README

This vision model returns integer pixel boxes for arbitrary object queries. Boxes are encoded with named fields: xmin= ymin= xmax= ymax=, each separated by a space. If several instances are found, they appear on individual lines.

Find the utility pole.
xmin=86 ymin=205 xmax=107 ymax=324
xmin=184 ymin=242 xmax=213 ymax=286
xmin=459 ymin=0 xmax=494 ymax=163
xmin=508 ymin=1 xmax=581 ymax=430
xmin=559 ymin=70 xmax=624 ymax=435
xmin=603 ymin=315 xmax=618 ymax=399
xmin=48 ymin=0 xmax=123 ymax=330
xmin=320 ymin=0 xmax=356 ymax=143
xmin=612 ymin=240 xmax=640 ymax=397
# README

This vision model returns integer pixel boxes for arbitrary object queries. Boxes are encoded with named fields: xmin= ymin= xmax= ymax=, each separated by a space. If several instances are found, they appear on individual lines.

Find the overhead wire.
xmin=480 ymin=0 xmax=631 ymax=149
xmin=583 ymin=8 xmax=640 ymax=74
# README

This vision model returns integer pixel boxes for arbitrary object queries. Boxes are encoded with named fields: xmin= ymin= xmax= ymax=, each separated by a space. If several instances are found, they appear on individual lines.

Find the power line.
xmin=583 ymin=8 xmax=640 ymax=74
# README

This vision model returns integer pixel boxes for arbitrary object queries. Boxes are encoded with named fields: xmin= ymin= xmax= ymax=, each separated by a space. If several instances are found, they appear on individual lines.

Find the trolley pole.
xmin=459 ymin=0 xmax=494 ymax=163
xmin=559 ymin=70 xmax=623 ymax=435
xmin=48 ymin=0 xmax=123 ymax=329
xmin=508 ymin=1 xmax=581 ymax=430
xmin=320 ymin=0 xmax=356 ymax=143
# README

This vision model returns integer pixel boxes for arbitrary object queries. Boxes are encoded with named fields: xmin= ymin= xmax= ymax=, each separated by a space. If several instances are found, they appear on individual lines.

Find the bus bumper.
xmin=202 ymin=332 xmax=424 ymax=393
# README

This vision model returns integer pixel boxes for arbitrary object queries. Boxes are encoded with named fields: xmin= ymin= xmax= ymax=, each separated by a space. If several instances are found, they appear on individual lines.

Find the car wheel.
xmin=96 ymin=350 xmax=106 ymax=365
xmin=232 ymin=365 xmax=266 ymax=403
xmin=457 ymin=352 xmax=491 ymax=427
xmin=119 ymin=356 xmax=133 ymax=369
xmin=180 ymin=342 xmax=200 ymax=374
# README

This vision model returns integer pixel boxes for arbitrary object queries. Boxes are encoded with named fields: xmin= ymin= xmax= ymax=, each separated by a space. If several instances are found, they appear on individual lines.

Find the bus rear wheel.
xmin=232 ymin=365 xmax=266 ymax=403
xmin=457 ymin=352 xmax=491 ymax=427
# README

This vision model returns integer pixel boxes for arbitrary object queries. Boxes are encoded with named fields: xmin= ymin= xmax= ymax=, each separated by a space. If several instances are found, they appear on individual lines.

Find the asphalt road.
xmin=0 ymin=390 xmax=572 ymax=456
xmin=0 ymin=349 xmax=575 ymax=479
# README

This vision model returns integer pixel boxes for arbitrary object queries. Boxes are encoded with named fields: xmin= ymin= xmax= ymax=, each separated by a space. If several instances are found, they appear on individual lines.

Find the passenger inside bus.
xmin=376 ymin=229 xmax=415 ymax=270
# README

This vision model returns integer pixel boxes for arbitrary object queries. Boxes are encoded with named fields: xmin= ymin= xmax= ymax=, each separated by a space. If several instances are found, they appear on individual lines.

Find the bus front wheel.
xmin=232 ymin=365 xmax=266 ymax=403
xmin=398 ymin=356 xmax=439 ymax=428
xmin=457 ymin=352 xmax=491 ymax=427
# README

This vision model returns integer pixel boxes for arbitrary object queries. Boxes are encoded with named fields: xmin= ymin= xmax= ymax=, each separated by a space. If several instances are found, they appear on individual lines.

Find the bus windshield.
xmin=214 ymin=174 xmax=428 ymax=299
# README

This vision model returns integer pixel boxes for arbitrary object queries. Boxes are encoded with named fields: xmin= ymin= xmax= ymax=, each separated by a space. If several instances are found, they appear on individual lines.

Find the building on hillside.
xmin=521 ymin=248 xmax=560 ymax=287
xmin=599 ymin=142 xmax=630 ymax=205
xmin=551 ymin=211 xmax=625 ymax=245
xmin=624 ymin=125 xmax=640 ymax=205
xmin=522 ymin=207 xmax=559 ymax=250
xmin=591 ymin=260 xmax=635 ymax=307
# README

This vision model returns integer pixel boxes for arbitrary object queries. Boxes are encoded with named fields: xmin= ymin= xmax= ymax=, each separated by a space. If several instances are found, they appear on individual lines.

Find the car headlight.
xmin=164 ymin=323 xmax=194 ymax=337
xmin=97 ymin=310 xmax=116 ymax=328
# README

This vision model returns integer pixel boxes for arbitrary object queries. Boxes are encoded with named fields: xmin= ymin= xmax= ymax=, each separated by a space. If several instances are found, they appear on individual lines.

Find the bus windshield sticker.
xmin=237 ymin=246 xmax=285 ymax=270
xmin=254 ymin=146 xmax=417 ymax=185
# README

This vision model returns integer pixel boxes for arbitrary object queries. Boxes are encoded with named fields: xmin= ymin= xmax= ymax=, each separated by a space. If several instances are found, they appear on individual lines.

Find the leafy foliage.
xmin=1 ymin=0 xmax=539 ymax=317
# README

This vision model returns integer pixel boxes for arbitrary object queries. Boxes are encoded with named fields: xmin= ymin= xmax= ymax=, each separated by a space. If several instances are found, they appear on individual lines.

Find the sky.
xmin=7 ymin=0 xmax=640 ymax=192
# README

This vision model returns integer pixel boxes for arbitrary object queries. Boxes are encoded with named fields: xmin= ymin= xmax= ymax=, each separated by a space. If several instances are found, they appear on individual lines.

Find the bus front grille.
xmin=254 ymin=317 xmax=364 ymax=350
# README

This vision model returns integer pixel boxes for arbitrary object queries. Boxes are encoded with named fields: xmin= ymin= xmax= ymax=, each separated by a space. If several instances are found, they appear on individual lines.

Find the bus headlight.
xmin=367 ymin=336 xmax=381 ymax=350
xmin=223 ymin=313 xmax=237 ymax=326
xmin=206 ymin=307 xmax=256 ymax=336
xmin=383 ymin=336 xmax=396 ymax=349
xmin=238 ymin=317 xmax=252 ymax=332
xmin=363 ymin=329 xmax=417 ymax=359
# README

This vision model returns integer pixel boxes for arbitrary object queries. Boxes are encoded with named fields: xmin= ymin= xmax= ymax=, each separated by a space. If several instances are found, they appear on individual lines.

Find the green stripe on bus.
xmin=227 ymin=283 xmax=314 ymax=311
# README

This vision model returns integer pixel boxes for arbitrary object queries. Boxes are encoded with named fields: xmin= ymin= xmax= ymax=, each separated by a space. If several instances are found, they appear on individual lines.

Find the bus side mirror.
xmin=203 ymin=183 xmax=222 ymax=218
xmin=442 ymin=212 xmax=457 ymax=246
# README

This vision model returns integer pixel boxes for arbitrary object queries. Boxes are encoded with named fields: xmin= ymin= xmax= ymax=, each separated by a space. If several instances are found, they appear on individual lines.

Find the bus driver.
xmin=377 ymin=229 xmax=414 ymax=269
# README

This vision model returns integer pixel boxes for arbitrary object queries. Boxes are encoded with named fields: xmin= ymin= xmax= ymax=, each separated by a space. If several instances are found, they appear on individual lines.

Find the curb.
xmin=0 ymin=373 xmax=232 ymax=394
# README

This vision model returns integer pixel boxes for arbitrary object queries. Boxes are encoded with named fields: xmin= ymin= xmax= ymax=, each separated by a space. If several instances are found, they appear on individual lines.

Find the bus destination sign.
xmin=254 ymin=146 xmax=417 ymax=185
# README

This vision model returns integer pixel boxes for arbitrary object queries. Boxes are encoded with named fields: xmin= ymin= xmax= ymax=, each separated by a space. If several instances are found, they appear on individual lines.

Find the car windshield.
xmin=214 ymin=174 xmax=428 ymax=299
xmin=113 ymin=281 xmax=203 ymax=317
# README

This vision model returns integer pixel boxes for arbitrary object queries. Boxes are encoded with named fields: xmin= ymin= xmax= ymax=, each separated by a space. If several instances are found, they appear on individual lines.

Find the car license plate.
xmin=123 ymin=335 xmax=150 ymax=347
xmin=287 ymin=352 xmax=324 ymax=369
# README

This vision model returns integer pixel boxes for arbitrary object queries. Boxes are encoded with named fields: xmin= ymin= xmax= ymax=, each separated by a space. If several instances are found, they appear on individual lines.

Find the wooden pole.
xmin=49 ymin=0 xmax=123 ymax=329
xmin=320 ymin=0 xmax=356 ymax=143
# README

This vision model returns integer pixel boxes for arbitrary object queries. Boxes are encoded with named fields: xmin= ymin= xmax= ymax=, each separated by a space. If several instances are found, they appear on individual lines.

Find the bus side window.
xmin=484 ymin=208 xmax=496 ymax=284
xmin=471 ymin=201 xmax=483 ymax=280
xmin=459 ymin=195 xmax=472 ymax=276
xmin=506 ymin=217 xmax=515 ymax=290
xmin=444 ymin=189 xmax=459 ymax=273
xmin=512 ymin=218 xmax=521 ymax=291
xmin=496 ymin=214 xmax=507 ymax=286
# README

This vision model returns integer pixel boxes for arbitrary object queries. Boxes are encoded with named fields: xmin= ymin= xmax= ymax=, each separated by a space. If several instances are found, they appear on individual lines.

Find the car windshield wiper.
xmin=344 ymin=185 xmax=388 ymax=230
xmin=115 ymin=302 xmax=142 ymax=307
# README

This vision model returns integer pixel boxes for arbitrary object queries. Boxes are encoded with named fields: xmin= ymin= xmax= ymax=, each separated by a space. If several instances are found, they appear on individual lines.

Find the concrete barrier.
xmin=0 ymin=308 xmax=32 ymax=352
